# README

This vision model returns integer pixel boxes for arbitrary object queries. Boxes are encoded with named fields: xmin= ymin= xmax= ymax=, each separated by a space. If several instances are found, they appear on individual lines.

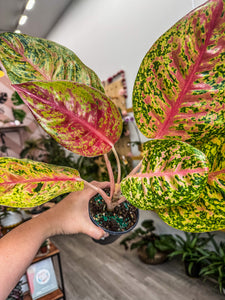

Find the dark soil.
xmin=89 ymin=188 xmax=138 ymax=232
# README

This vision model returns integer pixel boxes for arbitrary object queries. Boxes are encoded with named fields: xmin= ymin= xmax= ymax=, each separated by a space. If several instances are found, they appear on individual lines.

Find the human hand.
xmin=40 ymin=181 xmax=110 ymax=240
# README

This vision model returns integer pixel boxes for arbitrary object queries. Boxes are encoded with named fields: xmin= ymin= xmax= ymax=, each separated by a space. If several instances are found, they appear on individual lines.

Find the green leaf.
xmin=13 ymin=81 xmax=123 ymax=157
xmin=156 ymin=136 xmax=225 ymax=232
xmin=121 ymin=139 xmax=209 ymax=210
xmin=147 ymin=243 xmax=157 ymax=259
xmin=133 ymin=1 xmax=225 ymax=146
xmin=157 ymin=183 xmax=225 ymax=232
xmin=12 ymin=108 xmax=26 ymax=123
xmin=11 ymin=92 xmax=24 ymax=106
xmin=130 ymin=240 xmax=147 ymax=250
xmin=198 ymin=136 xmax=225 ymax=196
xmin=188 ymin=262 xmax=194 ymax=275
xmin=141 ymin=219 xmax=155 ymax=230
xmin=0 ymin=32 xmax=104 ymax=92
xmin=0 ymin=157 xmax=84 ymax=208
xmin=168 ymin=250 xmax=183 ymax=258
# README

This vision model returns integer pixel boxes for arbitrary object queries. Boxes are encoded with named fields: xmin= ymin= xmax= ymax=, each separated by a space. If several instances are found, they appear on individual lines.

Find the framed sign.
xmin=26 ymin=257 xmax=58 ymax=299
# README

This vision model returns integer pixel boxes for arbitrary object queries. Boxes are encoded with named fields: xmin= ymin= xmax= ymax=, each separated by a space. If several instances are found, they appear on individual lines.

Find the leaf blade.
xmin=0 ymin=157 xmax=84 ymax=208
xmin=13 ymin=81 xmax=123 ymax=157
xmin=0 ymin=32 xmax=104 ymax=92
xmin=133 ymin=0 xmax=225 ymax=145
xmin=121 ymin=139 xmax=209 ymax=210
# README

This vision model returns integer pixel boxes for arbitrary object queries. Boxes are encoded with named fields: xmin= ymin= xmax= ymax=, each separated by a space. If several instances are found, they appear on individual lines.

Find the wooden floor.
xmin=51 ymin=234 xmax=224 ymax=300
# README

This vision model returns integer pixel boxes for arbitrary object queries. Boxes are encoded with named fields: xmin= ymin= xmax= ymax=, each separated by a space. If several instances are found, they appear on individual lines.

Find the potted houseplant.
xmin=198 ymin=239 xmax=225 ymax=294
xmin=168 ymin=232 xmax=212 ymax=277
xmin=0 ymin=0 xmax=224 ymax=238
xmin=0 ymin=206 xmax=23 ymax=235
xmin=120 ymin=219 xmax=177 ymax=264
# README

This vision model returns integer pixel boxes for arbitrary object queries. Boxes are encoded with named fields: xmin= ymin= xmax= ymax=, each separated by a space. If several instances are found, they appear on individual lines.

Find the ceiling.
xmin=0 ymin=0 xmax=73 ymax=38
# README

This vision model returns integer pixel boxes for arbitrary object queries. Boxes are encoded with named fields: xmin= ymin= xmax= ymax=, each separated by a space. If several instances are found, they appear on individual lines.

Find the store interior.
xmin=0 ymin=0 xmax=225 ymax=299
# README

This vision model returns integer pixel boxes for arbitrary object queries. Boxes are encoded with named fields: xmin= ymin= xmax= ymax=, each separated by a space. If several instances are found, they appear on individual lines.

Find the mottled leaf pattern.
xmin=133 ymin=0 xmax=225 ymax=145
xmin=156 ymin=135 xmax=225 ymax=232
xmin=157 ymin=184 xmax=225 ymax=232
xmin=0 ymin=32 xmax=104 ymax=92
xmin=0 ymin=157 xmax=84 ymax=208
xmin=121 ymin=140 xmax=209 ymax=210
xmin=200 ymin=135 xmax=225 ymax=194
xmin=13 ymin=81 xmax=123 ymax=157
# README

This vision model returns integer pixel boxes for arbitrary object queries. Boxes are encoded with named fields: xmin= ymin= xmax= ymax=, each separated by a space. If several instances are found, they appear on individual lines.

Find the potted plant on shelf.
xmin=0 ymin=0 xmax=224 ymax=238
xmin=120 ymin=219 xmax=176 ymax=264
xmin=0 ymin=206 xmax=23 ymax=235
xmin=168 ymin=232 xmax=212 ymax=278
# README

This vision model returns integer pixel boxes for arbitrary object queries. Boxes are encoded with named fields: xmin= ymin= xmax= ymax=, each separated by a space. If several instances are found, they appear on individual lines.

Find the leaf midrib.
xmin=155 ymin=1 xmax=222 ymax=138
xmin=14 ymin=83 xmax=114 ymax=149
xmin=131 ymin=167 xmax=209 ymax=178
xmin=0 ymin=176 xmax=80 ymax=186
xmin=1 ymin=36 xmax=51 ymax=81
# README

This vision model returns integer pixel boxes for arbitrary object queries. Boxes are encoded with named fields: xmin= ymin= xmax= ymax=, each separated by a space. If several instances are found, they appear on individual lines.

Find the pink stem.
xmin=104 ymin=153 xmax=115 ymax=200
xmin=112 ymin=160 xmax=143 ymax=205
xmin=117 ymin=196 xmax=126 ymax=204
xmin=112 ymin=146 xmax=121 ymax=186
xmin=127 ymin=160 xmax=142 ymax=177
xmin=82 ymin=180 xmax=113 ymax=209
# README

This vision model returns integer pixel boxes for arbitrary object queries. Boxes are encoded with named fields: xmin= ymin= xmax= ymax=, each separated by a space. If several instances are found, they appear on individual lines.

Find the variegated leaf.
xmin=199 ymin=135 xmax=225 ymax=194
xmin=156 ymin=183 xmax=225 ymax=232
xmin=133 ymin=0 xmax=225 ymax=145
xmin=121 ymin=139 xmax=209 ymax=210
xmin=0 ymin=157 xmax=84 ymax=208
xmin=0 ymin=32 xmax=104 ymax=92
xmin=13 ymin=81 xmax=123 ymax=157
xmin=156 ymin=135 xmax=225 ymax=232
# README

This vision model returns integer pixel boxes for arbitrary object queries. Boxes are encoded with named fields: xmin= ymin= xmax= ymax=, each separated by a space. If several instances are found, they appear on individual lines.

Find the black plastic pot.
xmin=88 ymin=197 xmax=139 ymax=245
xmin=184 ymin=260 xmax=201 ymax=278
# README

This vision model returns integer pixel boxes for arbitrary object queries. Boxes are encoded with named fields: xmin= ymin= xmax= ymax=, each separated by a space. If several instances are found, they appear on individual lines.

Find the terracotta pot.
xmin=137 ymin=246 xmax=168 ymax=264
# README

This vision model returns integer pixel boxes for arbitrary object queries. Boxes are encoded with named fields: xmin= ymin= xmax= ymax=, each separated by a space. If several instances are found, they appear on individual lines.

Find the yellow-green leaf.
xmin=121 ymin=139 xmax=209 ymax=210
xmin=0 ymin=157 xmax=84 ymax=208
xmin=0 ymin=32 xmax=104 ymax=92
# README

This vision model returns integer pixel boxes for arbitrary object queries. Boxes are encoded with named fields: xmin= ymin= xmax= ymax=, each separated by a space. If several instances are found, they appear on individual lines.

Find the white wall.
xmin=47 ymin=0 xmax=210 ymax=236
xmin=48 ymin=0 xmax=206 ymax=108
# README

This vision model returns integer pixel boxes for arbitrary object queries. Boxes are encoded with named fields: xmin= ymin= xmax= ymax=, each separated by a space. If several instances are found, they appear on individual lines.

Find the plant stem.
xmin=111 ymin=146 xmax=121 ymax=188
xmin=81 ymin=180 xmax=114 ymax=211
xmin=127 ymin=160 xmax=142 ymax=177
xmin=104 ymin=153 xmax=115 ymax=200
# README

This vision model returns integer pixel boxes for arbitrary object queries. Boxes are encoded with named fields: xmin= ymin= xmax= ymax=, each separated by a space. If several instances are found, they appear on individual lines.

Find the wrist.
xmin=32 ymin=209 xmax=57 ymax=240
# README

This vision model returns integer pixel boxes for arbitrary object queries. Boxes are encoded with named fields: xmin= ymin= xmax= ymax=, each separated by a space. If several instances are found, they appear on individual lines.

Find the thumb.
xmin=84 ymin=223 xmax=109 ymax=240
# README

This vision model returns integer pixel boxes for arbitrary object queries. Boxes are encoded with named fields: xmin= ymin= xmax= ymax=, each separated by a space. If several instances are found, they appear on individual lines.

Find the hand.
xmin=40 ymin=181 xmax=110 ymax=240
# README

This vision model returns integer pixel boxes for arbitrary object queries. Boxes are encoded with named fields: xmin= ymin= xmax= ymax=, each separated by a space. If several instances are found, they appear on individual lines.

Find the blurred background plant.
xmin=198 ymin=238 xmax=225 ymax=294
xmin=168 ymin=232 xmax=213 ymax=277
xmin=120 ymin=219 xmax=177 ymax=264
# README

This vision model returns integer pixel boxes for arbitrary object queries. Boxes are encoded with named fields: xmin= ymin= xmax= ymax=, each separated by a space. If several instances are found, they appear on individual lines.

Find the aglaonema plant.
xmin=0 ymin=0 xmax=224 ymax=233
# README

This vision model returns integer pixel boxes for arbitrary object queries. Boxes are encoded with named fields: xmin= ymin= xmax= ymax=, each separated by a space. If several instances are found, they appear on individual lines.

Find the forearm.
xmin=0 ymin=212 xmax=52 ymax=300
xmin=0 ymin=183 xmax=108 ymax=300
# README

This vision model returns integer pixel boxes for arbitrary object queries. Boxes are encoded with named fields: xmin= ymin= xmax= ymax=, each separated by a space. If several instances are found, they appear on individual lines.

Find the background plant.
xmin=120 ymin=219 xmax=176 ymax=259
xmin=199 ymin=239 xmax=225 ymax=294
xmin=168 ymin=232 xmax=212 ymax=276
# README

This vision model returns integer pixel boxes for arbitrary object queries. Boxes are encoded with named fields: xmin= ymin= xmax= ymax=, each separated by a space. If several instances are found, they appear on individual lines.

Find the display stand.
xmin=24 ymin=241 xmax=66 ymax=300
